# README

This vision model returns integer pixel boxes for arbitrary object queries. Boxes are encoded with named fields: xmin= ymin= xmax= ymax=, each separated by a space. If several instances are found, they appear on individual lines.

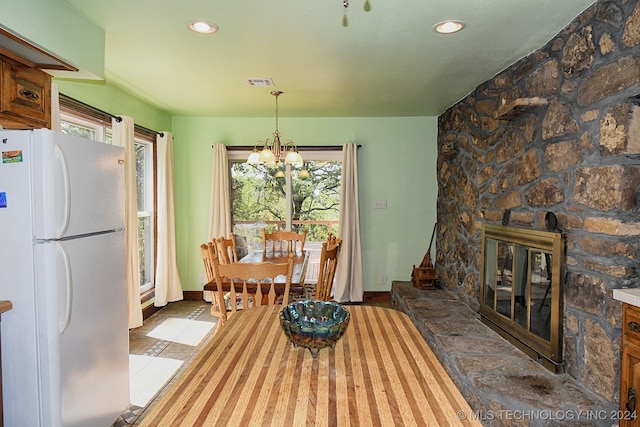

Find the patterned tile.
xmin=112 ymin=404 xmax=143 ymax=426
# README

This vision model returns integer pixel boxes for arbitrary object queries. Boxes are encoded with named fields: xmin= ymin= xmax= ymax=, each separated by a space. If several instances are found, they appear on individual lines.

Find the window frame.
xmin=136 ymin=139 xmax=156 ymax=293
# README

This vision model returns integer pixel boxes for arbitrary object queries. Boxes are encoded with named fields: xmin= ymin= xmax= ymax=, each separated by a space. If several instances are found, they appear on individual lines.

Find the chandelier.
xmin=247 ymin=91 xmax=303 ymax=168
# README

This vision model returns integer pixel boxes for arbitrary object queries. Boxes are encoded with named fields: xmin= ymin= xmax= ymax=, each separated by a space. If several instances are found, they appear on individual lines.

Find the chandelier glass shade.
xmin=247 ymin=91 xmax=303 ymax=167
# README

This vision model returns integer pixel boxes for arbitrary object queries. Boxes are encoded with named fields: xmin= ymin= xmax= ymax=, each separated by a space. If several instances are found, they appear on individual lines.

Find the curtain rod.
xmin=214 ymin=144 xmax=362 ymax=149
xmin=59 ymin=94 xmax=163 ymax=138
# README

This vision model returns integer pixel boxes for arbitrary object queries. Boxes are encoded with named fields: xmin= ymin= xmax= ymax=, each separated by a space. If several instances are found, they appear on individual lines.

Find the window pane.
xmin=291 ymin=161 xmax=341 ymax=241
xmin=231 ymin=162 xmax=286 ymax=228
xmin=60 ymin=121 xmax=96 ymax=140
xmin=138 ymin=216 xmax=153 ymax=286
xmin=135 ymin=144 xmax=146 ymax=211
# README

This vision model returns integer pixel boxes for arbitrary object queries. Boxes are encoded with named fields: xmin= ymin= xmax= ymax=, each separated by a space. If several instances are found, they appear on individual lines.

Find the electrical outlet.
xmin=380 ymin=273 xmax=387 ymax=284
xmin=199 ymin=273 xmax=206 ymax=284
xmin=374 ymin=199 xmax=387 ymax=209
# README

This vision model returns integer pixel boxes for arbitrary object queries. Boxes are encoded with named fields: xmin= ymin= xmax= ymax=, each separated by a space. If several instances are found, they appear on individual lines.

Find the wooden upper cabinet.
xmin=0 ymin=27 xmax=78 ymax=130
xmin=0 ymin=56 xmax=51 ymax=129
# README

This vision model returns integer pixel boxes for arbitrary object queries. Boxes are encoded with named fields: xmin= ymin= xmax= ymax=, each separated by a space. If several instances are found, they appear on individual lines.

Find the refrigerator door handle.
xmin=54 ymin=144 xmax=71 ymax=238
xmin=57 ymin=242 xmax=73 ymax=334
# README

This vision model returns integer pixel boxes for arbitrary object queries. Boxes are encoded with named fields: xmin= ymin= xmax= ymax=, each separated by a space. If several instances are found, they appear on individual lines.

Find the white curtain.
xmin=154 ymin=132 xmax=184 ymax=306
xmin=51 ymin=82 xmax=61 ymax=131
xmin=333 ymin=143 xmax=364 ymax=302
xmin=112 ymin=116 xmax=143 ymax=329
xmin=207 ymin=144 xmax=231 ymax=239
xmin=205 ymin=144 xmax=231 ymax=302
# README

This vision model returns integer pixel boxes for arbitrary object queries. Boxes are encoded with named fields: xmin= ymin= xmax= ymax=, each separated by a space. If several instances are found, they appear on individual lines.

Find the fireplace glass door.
xmin=479 ymin=224 xmax=564 ymax=372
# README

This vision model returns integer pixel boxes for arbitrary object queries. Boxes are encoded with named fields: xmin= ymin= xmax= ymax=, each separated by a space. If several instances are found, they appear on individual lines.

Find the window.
xmin=229 ymin=151 xmax=341 ymax=236
xmin=136 ymin=141 xmax=155 ymax=293
xmin=228 ymin=149 xmax=342 ymax=282
xmin=60 ymin=115 xmax=103 ymax=141
xmin=60 ymin=109 xmax=157 ymax=297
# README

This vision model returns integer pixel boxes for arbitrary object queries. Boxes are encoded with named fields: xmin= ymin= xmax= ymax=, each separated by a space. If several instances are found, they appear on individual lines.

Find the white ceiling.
xmin=63 ymin=0 xmax=597 ymax=118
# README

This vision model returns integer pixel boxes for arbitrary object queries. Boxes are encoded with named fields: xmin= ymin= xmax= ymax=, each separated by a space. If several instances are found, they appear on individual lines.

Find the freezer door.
xmin=36 ymin=230 xmax=130 ymax=427
xmin=31 ymin=129 xmax=125 ymax=239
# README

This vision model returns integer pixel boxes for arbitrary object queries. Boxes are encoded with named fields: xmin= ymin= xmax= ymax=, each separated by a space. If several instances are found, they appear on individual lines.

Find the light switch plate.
xmin=374 ymin=199 xmax=387 ymax=209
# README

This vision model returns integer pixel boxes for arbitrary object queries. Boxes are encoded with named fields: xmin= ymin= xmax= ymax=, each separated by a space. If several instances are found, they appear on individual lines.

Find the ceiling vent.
xmin=245 ymin=78 xmax=275 ymax=87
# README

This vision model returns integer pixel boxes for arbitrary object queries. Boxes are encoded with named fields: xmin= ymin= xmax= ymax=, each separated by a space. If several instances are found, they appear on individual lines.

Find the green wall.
xmin=171 ymin=116 xmax=438 ymax=295
xmin=55 ymin=79 xmax=172 ymax=132
xmin=0 ymin=0 xmax=104 ymax=79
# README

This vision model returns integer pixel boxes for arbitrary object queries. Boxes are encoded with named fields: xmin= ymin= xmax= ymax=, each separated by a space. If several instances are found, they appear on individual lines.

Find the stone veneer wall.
xmin=436 ymin=0 xmax=640 ymax=407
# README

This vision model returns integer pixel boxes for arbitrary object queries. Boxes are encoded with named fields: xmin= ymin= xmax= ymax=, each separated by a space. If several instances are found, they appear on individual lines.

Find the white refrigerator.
xmin=0 ymin=129 xmax=130 ymax=426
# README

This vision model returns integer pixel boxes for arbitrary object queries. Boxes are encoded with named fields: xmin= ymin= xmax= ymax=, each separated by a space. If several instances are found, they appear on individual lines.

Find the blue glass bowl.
xmin=280 ymin=300 xmax=350 ymax=358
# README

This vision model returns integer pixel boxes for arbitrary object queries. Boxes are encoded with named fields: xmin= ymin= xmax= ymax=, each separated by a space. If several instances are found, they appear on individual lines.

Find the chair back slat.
xmin=254 ymin=278 xmax=264 ymax=307
xmin=316 ymin=234 xmax=342 ymax=301
xmin=201 ymin=243 xmax=214 ymax=281
xmin=216 ymin=234 xmax=239 ymax=264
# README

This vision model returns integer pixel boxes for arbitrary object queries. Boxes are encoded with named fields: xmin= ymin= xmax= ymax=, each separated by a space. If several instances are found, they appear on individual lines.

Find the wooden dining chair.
xmin=215 ymin=234 xmax=239 ymax=264
xmin=211 ymin=253 xmax=295 ymax=326
xmin=262 ymin=229 xmax=307 ymax=254
xmin=315 ymin=234 xmax=342 ymax=301
xmin=200 ymin=241 xmax=226 ymax=317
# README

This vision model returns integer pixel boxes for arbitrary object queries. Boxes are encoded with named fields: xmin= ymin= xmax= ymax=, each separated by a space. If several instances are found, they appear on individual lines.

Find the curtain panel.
xmin=208 ymin=144 xmax=232 ymax=239
xmin=333 ymin=143 xmax=364 ymax=302
xmin=155 ymin=132 xmax=184 ymax=306
xmin=204 ymin=144 xmax=231 ymax=302
xmin=112 ymin=116 xmax=144 ymax=328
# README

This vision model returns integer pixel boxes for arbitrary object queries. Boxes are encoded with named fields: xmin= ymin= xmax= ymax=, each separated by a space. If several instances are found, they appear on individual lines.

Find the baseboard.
xmin=142 ymin=303 xmax=162 ymax=320
xmin=363 ymin=291 xmax=391 ymax=304
xmin=183 ymin=290 xmax=206 ymax=301
xmin=142 ymin=291 xmax=207 ymax=321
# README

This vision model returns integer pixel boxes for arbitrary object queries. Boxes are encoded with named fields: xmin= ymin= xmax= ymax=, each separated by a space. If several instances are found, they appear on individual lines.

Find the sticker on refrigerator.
xmin=2 ymin=150 xmax=23 ymax=163
xmin=0 ymin=192 xmax=6 ymax=208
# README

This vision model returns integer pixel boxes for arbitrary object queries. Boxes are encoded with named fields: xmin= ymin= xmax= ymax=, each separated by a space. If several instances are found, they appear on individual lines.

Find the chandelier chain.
xmin=271 ymin=90 xmax=282 ymax=134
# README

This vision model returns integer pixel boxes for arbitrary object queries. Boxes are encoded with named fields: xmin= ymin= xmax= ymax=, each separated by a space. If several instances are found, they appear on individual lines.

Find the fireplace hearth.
xmin=479 ymin=224 xmax=565 ymax=372
xmin=391 ymin=281 xmax=614 ymax=425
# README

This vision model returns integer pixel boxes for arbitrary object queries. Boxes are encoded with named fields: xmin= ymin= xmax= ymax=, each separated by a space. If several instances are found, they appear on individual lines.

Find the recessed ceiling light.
xmin=188 ymin=20 xmax=219 ymax=34
xmin=433 ymin=20 xmax=465 ymax=34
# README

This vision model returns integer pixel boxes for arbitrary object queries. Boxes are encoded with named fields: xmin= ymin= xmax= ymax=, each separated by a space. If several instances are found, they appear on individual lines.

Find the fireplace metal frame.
xmin=479 ymin=224 xmax=564 ymax=372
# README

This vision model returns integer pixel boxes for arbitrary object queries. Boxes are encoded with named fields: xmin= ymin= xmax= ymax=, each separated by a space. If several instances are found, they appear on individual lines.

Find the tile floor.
xmin=113 ymin=301 xmax=219 ymax=426
xmin=112 ymin=294 xmax=392 ymax=426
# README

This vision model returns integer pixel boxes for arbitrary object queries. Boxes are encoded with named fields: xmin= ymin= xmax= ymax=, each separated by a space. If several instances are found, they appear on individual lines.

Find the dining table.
xmin=139 ymin=304 xmax=481 ymax=427
xmin=203 ymin=250 xmax=310 ymax=299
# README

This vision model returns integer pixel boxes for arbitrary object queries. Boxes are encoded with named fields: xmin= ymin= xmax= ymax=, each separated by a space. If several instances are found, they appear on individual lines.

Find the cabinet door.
xmin=621 ymin=344 xmax=640 ymax=427
xmin=0 ymin=57 xmax=51 ymax=128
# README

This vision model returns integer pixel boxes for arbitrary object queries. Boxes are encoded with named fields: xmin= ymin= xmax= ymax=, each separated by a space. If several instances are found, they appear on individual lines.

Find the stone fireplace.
xmin=435 ymin=0 xmax=640 ymax=410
